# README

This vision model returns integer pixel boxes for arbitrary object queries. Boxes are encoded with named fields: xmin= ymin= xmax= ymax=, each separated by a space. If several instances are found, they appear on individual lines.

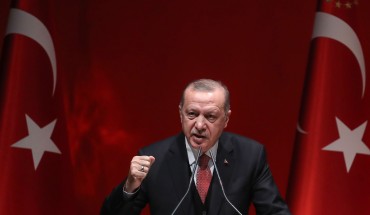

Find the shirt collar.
xmin=185 ymin=137 xmax=218 ymax=166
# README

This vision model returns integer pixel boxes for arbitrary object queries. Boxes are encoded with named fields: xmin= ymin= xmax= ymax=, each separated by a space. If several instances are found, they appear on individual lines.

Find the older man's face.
xmin=179 ymin=88 xmax=231 ymax=153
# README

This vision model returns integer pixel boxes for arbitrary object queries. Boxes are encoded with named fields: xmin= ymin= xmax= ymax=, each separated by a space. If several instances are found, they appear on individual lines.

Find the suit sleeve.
xmin=100 ymin=180 xmax=148 ymax=215
xmin=100 ymin=149 xmax=149 ymax=215
xmin=251 ymin=146 xmax=291 ymax=215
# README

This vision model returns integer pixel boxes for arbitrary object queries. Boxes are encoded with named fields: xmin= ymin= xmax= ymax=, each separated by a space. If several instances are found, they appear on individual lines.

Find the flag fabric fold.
xmin=0 ymin=1 xmax=76 ymax=214
xmin=287 ymin=1 xmax=370 ymax=214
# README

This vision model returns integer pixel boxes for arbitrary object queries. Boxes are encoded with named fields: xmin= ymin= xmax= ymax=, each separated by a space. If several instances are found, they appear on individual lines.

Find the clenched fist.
xmin=124 ymin=155 xmax=155 ymax=193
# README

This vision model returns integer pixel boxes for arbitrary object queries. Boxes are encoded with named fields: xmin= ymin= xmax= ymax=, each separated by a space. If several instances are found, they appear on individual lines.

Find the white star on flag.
xmin=11 ymin=114 xmax=61 ymax=170
xmin=323 ymin=117 xmax=370 ymax=172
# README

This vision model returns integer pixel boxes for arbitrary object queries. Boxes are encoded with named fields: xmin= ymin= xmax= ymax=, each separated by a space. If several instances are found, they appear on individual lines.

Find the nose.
xmin=195 ymin=116 xmax=206 ymax=131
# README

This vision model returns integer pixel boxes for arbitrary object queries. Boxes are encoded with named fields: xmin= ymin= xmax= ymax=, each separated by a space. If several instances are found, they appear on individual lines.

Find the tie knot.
xmin=199 ymin=154 xmax=210 ymax=169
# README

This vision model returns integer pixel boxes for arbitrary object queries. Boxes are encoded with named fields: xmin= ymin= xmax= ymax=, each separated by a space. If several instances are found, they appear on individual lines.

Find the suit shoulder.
xmin=139 ymin=134 xmax=182 ymax=156
xmin=221 ymin=132 xmax=264 ymax=150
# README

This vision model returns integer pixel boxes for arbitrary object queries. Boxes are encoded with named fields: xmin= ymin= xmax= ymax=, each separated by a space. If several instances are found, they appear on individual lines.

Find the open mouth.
xmin=193 ymin=133 xmax=203 ymax=138
xmin=192 ymin=134 xmax=205 ymax=144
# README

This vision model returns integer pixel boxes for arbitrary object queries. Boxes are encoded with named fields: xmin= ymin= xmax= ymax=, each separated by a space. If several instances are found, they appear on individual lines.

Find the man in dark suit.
xmin=101 ymin=79 xmax=291 ymax=215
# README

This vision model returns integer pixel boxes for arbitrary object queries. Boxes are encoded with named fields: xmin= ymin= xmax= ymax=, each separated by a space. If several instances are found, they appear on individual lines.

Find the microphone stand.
xmin=170 ymin=147 xmax=202 ymax=215
xmin=209 ymin=150 xmax=243 ymax=215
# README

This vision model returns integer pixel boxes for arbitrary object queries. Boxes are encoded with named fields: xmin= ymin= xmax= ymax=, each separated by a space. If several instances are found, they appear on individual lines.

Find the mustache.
xmin=191 ymin=131 xmax=207 ymax=137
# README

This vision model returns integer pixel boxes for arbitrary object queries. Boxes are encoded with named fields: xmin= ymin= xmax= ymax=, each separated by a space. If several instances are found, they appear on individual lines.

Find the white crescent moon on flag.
xmin=297 ymin=122 xmax=308 ymax=134
xmin=312 ymin=12 xmax=366 ymax=98
xmin=297 ymin=12 xmax=366 ymax=135
xmin=5 ymin=8 xmax=57 ymax=96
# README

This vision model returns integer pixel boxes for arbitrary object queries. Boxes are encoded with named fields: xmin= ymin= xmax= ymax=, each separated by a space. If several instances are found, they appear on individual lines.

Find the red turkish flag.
xmin=0 ymin=2 xmax=76 ymax=214
xmin=287 ymin=1 xmax=370 ymax=214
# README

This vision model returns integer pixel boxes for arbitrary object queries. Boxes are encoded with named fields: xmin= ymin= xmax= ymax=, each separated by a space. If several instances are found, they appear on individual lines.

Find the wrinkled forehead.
xmin=184 ymin=104 xmax=224 ymax=115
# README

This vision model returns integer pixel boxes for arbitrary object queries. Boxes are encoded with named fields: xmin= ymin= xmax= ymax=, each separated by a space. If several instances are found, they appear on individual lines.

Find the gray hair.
xmin=179 ymin=79 xmax=230 ymax=113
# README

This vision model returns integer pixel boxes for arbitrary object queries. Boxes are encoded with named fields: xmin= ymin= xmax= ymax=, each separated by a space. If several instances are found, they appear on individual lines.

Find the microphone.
xmin=170 ymin=146 xmax=202 ymax=215
xmin=209 ymin=150 xmax=243 ymax=215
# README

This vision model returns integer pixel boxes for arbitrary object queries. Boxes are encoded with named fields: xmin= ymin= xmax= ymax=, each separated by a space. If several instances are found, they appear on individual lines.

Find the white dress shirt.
xmin=185 ymin=137 xmax=218 ymax=185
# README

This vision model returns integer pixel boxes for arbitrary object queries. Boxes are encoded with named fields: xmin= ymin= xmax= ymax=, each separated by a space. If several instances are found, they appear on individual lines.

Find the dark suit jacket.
xmin=101 ymin=132 xmax=291 ymax=215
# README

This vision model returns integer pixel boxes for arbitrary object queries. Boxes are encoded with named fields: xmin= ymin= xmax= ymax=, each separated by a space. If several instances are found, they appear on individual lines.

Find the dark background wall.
xmin=0 ymin=0 xmax=317 ymax=214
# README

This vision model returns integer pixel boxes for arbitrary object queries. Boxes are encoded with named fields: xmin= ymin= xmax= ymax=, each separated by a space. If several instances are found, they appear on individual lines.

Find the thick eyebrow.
xmin=183 ymin=105 xmax=223 ymax=114
xmin=204 ymin=107 xmax=222 ymax=113
xmin=184 ymin=107 xmax=198 ymax=112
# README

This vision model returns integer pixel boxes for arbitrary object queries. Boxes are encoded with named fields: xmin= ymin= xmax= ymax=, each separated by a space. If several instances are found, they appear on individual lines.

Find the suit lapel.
xmin=208 ymin=134 xmax=235 ymax=214
xmin=165 ymin=134 xmax=192 ymax=214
